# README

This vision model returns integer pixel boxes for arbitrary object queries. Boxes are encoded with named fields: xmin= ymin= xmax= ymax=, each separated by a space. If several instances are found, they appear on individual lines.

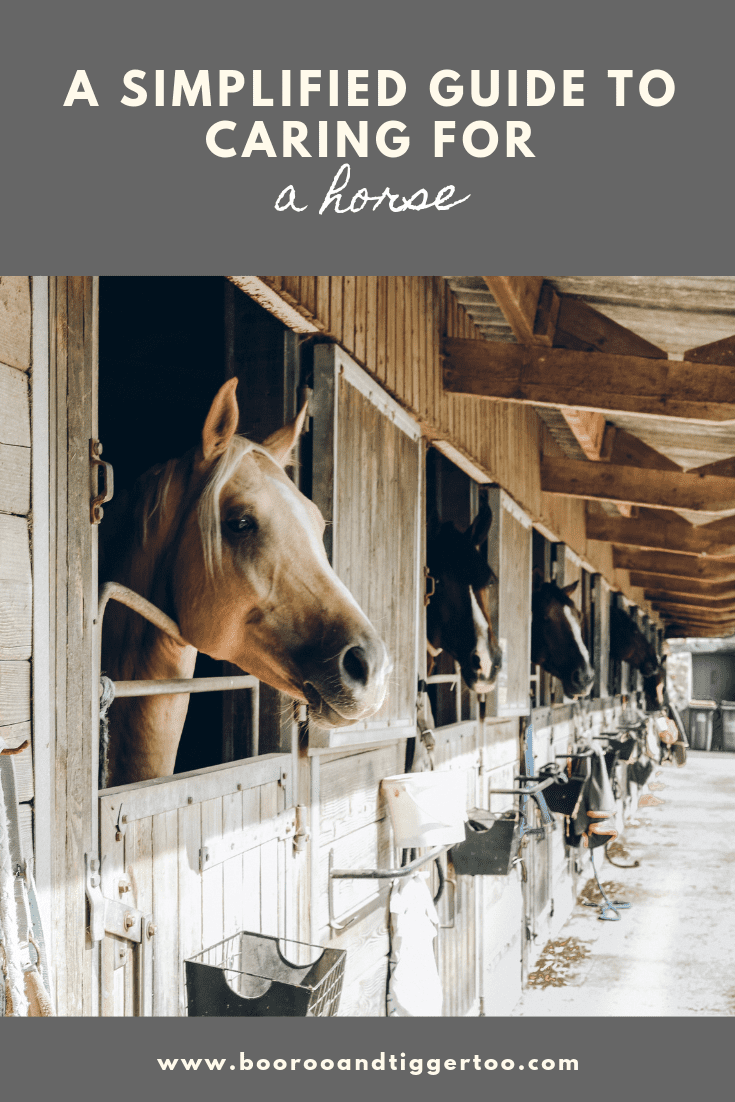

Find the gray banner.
xmin=1 ymin=0 xmax=731 ymax=271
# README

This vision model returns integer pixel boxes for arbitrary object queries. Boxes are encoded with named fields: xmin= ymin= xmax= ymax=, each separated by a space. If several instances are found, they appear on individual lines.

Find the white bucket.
xmin=381 ymin=771 xmax=468 ymax=849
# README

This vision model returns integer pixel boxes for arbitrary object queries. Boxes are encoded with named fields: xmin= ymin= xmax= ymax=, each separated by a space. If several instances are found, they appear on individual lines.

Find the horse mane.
xmin=196 ymin=435 xmax=272 ymax=577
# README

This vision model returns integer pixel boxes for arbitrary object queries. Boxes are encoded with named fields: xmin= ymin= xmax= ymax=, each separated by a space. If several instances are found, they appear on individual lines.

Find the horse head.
xmin=426 ymin=504 xmax=503 ymax=693
xmin=610 ymin=605 xmax=660 ymax=678
xmin=531 ymin=578 xmax=594 ymax=698
xmin=173 ymin=379 xmax=391 ymax=729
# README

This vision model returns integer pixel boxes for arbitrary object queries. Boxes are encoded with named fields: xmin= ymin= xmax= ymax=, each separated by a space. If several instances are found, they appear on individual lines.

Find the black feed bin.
xmin=450 ymin=809 xmax=520 ymax=876
xmin=186 ymin=932 xmax=346 ymax=1017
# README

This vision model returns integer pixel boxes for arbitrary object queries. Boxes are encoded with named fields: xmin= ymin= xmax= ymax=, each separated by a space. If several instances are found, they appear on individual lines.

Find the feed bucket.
xmin=381 ymin=771 xmax=468 ymax=849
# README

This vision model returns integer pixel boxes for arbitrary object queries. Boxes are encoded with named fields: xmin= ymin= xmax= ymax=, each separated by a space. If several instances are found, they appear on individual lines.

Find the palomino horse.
xmin=610 ymin=605 xmax=660 ymax=678
xmin=531 ymin=578 xmax=594 ymax=698
xmin=101 ymin=379 xmax=391 ymax=786
xmin=425 ymin=504 xmax=503 ymax=693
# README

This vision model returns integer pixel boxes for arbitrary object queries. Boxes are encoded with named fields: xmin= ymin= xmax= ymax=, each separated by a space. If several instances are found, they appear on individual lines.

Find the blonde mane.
xmin=197 ymin=435 xmax=274 ymax=577
xmin=135 ymin=435 xmax=278 ymax=580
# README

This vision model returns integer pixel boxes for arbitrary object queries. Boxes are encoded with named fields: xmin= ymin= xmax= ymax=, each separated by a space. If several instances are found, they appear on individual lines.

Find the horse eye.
xmin=226 ymin=514 xmax=257 ymax=535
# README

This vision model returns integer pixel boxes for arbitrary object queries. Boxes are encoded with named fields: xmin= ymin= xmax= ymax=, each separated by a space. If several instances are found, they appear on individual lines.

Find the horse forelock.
xmin=197 ymin=435 xmax=273 ymax=578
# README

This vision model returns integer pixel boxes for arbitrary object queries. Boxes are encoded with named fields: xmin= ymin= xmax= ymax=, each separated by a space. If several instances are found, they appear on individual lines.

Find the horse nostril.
xmin=471 ymin=653 xmax=482 ymax=671
xmin=341 ymin=645 xmax=370 ymax=687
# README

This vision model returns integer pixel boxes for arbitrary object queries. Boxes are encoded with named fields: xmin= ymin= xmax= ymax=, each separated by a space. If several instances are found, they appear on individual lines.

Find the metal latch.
xmin=85 ymin=854 xmax=154 ymax=1016
xmin=90 ymin=439 xmax=114 ymax=524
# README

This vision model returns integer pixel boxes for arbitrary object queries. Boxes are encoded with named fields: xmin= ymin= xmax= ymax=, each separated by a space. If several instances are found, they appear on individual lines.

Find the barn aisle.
xmin=512 ymin=751 xmax=735 ymax=1016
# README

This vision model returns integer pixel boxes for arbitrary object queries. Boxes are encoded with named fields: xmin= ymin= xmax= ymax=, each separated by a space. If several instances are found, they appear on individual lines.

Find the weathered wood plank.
xmin=0 ymin=660 xmax=30 ymax=725
xmin=0 ymin=277 xmax=31 ymax=372
xmin=559 ymin=408 xmax=607 ymax=460
xmin=0 ymin=444 xmax=30 ymax=515
xmin=443 ymin=338 xmax=735 ymax=424
xmin=646 ymin=591 xmax=735 ymax=611
xmin=0 ymin=721 xmax=32 ymax=799
xmin=587 ymin=509 xmax=735 ymax=557
xmin=554 ymin=294 xmax=667 ymax=358
xmin=152 ymin=808 xmax=180 ymax=1016
xmin=100 ymin=752 xmax=287 ymax=822
xmin=541 ymin=456 xmax=735 ymax=514
xmin=613 ymin=546 xmax=735 ymax=580
xmin=483 ymin=277 xmax=545 ymax=344
xmin=685 ymin=333 xmax=735 ymax=365
xmin=630 ymin=574 xmax=735 ymax=597
xmin=0 ymin=513 xmax=31 ymax=659
xmin=0 ymin=363 xmax=30 ymax=447
xmin=607 ymin=427 xmax=682 ymax=471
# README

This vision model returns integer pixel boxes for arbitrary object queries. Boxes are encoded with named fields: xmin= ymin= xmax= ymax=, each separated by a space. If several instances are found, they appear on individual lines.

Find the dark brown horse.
xmin=531 ymin=579 xmax=594 ymax=698
xmin=426 ymin=504 xmax=503 ymax=693
xmin=610 ymin=605 xmax=660 ymax=678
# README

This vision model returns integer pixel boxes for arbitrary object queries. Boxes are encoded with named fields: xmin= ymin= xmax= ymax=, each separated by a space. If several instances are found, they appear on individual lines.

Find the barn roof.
xmin=442 ymin=276 xmax=735 ymax=639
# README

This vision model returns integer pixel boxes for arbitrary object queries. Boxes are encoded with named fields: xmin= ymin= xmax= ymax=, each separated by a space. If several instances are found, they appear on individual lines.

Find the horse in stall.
xmin=425 ymin=503 xmax=503 ymax=694
xmin=100 ymin=378 xmax=391 ymax=786
xmin=610 ymin=605 xmax=660 ymax=679
xmin=531 ymin=578 xmax=595 ymax=698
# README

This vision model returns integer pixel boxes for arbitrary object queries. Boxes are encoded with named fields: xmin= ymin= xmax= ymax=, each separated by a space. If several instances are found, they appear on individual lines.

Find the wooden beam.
xmin=559 ymin=408 xmax=608 ymax=460
xmin=630 ymin=574 xmax=735 ymax=597
xmin=613 ymin=547 xmax=735 ymax=581
xmin=685 ymin=333 xmax=735 ymax=366
xmin=645 ymin=590 xmax=735 ymax=610
xmin=690 ymin=455 xmax=735 ymax=479
xmin=607 ymin=428 xmax=681 ymax=472
xmin=443 ymin=338 xmax=735 ymax=424
xmin=553 ymin=295 xmax=667 ymax=358
xmin=650 ymin=601 xmax=735 ymax=620
xmin=587 ymin=509 xmax=735 ymax=557
xmin=541 ymin=457 xmax=735 ymax=514
xmin=482 ymin=277 xmax=545 ymax=344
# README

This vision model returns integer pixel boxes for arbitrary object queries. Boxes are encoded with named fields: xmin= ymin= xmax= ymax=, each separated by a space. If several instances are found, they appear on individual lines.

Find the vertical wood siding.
xmin=266 ymin=276 xmax=626 ymax=593
xmin=0 ymin=277 xmax=35 ymax=923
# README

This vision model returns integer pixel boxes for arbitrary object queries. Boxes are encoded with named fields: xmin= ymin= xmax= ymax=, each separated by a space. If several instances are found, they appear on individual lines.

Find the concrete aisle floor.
xmin=512 ymin=750 xmax=735 ymax=1016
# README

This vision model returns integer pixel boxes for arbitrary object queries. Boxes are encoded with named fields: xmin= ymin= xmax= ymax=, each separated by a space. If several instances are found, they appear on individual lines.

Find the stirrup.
xmin=599 ymin=904 xmax=621 ymax=921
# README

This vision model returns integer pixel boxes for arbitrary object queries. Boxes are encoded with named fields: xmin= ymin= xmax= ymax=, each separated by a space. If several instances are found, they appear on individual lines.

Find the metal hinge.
xmin=85 ymin=854 xmax=154 ymax=1016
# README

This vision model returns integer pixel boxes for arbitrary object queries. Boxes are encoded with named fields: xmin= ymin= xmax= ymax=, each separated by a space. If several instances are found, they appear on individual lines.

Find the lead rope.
xmin=0 ymin=749 xmax=28 ymax=1016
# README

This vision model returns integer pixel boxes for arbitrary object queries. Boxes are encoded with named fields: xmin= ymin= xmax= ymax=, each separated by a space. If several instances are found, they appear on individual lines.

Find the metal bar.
xmin=111 ymin=674 xmax=259 ymax=699
xmin=425 ymin=674 xmax=460 ymax=686
xmin=97 ymin=581 xmax=188 ymax=646
xmin=327 ymin=846 xmax=449 ymax=932
xmin=487 ymin=776 xmax=557 ymax=796
xmin=554 ymin=751 xmax=594 ymax=759
xmin=330 ymin=845 xmax=447 ymax=880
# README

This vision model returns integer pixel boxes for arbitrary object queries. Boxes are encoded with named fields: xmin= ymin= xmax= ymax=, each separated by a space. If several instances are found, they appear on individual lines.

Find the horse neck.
xmin=102 ymin=455 xmax=199 ymax=785
xmin=105 ymin=455 xmax=197 ymax=673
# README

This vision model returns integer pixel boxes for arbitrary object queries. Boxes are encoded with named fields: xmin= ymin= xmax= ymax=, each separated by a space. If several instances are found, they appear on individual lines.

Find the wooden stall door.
xmin=310 ymin=343 xmax=423 ymax=748
xmin=308 ymin=344 xmax=423 ymax=1015
xmin=98 ymin=753 xmax=295 ymax=1016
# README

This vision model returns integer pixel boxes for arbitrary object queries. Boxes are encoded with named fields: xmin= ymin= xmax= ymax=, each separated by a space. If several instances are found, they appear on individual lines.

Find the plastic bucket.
xmin=382 ymin=771 xmax=468 ymax=849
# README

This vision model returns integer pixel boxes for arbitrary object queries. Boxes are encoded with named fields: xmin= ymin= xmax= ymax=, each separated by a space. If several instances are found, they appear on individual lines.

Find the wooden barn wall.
xmin=0 ymin=276 xmax=34 ymax=873
xmin=259 ymin=276 xmax=651 ymax=606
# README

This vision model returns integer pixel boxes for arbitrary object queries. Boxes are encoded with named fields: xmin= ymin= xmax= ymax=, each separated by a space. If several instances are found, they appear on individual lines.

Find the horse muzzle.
xmin=301 ymin=633 xmax=392 ymax=728
xmin=563 ymin=663 xmax=595 ymax=698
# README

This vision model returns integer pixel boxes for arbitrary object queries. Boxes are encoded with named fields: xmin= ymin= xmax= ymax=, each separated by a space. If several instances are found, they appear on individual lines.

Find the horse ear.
xmin=201 ymin=378 xmax=239 ymax=461
xmin=262 ymin=401 xmax=308 ymax=467
xmin=467 ymin=503 xmax=493 ymax=548
xmin=563 ymin=580 xmax=579 ymax=596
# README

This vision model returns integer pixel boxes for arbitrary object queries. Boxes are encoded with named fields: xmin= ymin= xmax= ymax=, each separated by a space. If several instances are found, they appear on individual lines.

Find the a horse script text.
xmin=276 ymin=164 xmax=470 ymax=214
